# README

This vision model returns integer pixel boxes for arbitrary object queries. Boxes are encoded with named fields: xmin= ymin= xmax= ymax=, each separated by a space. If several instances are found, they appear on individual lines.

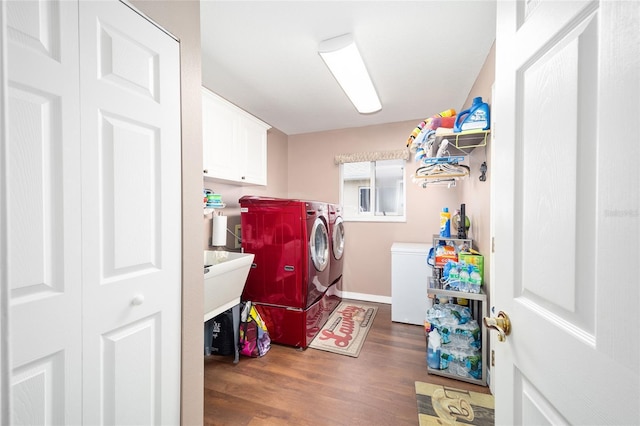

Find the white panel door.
xmin=78 ymin=1 xmax=181 ymax=425
xmin=492 ymin=1 xmax=639 ymax=424
xmin=5 ymin=0 xmax=82 ymax=424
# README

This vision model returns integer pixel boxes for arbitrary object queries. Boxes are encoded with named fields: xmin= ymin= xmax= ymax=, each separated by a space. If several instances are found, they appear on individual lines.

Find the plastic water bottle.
xmin=448 ymin=262 xmax=460 ymax=290
xmin=469 ymin=267 xmax=482 ymax=294
xmin=459 ymin=263 xmax=470 ymax=292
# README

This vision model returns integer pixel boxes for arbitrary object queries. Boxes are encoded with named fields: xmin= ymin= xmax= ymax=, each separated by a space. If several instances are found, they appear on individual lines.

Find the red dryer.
xmin=240 ymin=196 xmax=341 ymax=348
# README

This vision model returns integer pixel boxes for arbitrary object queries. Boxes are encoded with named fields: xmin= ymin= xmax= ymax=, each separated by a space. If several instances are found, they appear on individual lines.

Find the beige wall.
xmin=128 ymin=1 xmax=203 ymax=425
xmin=288 ymin=121 xmax=462 ymax=298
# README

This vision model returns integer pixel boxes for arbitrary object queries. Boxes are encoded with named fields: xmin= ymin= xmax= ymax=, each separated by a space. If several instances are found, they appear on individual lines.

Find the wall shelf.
xmin=412 ymin=129 xmax=489 ymax=188
xmin=203 ymin=203 xmax=226 ymax=216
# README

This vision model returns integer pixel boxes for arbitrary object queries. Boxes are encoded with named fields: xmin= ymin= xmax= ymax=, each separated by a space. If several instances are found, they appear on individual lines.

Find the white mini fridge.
xmin=391 ymin=242 xmax=433 ymax=326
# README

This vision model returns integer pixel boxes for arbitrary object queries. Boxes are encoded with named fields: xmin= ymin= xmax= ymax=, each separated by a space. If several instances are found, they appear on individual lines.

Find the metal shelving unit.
xmin=426 ymin=235 xmax=487 ymax=386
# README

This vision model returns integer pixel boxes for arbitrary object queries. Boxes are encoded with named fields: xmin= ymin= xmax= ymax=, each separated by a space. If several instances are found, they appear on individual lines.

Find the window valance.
xmin=334 ymin=149 xmax=409 ymax=165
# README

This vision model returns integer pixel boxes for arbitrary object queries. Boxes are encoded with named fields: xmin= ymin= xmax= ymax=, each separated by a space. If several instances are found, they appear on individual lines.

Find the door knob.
xmin=483 ymin=311 xmax=511 ymax=342
xmin=131 ymin=294 xmax=145 ymax=306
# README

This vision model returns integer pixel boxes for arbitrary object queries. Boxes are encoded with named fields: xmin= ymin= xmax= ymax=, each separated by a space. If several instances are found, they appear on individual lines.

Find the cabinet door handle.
xmin=203 ymin=169 xmax=208 ymax=174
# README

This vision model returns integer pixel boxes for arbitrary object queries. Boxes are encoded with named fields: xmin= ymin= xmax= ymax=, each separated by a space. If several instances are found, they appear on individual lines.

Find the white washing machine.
xmin=390 ymin=242 xmax=433 ymax=325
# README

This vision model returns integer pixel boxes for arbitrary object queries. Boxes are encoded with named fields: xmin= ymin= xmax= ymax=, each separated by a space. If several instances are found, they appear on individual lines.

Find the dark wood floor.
xmin=204 ymin=302 xmax=491 ymax=425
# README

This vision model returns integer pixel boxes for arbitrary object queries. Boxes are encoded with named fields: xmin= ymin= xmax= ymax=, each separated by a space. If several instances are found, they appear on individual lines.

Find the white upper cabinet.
xmin=202 ymin=87 xmax=271 ymax=185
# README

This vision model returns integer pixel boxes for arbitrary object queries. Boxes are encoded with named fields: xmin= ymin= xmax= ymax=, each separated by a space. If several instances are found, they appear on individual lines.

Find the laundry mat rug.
xmin=308 ymin=301 xmax=377 ymax=358
xmin=415 ymin=381 xmax=494 ymax=425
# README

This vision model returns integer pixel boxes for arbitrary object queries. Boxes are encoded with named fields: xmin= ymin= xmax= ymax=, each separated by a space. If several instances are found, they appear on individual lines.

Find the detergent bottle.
xmin=454 ymin=97 xmax=490 ymax=133
xmin=439 ymin=207 xmax=451 ymax=238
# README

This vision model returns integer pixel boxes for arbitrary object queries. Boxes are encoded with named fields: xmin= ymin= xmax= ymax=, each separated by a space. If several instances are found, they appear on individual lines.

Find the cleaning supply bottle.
xmin=440 ymin=207 xmax=451 ymax=238
xmin=454 ymin=97 xmax=490 ymax=133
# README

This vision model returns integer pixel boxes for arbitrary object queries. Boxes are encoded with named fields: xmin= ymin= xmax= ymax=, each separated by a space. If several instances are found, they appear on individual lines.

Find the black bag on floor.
xmin=208 ymin=309 xmax=235 ymax=356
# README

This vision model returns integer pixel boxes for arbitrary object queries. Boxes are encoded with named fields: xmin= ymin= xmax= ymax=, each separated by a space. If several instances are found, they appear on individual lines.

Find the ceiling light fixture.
xmin=318 ymin=33 xmax=382 ymax=114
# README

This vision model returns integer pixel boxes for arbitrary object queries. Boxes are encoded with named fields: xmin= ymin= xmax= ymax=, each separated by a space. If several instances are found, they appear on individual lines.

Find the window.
xmin=340 ymin=159 xmax=406 ymax=222
xmin=358 ymin=186 xmax=370 ymax=212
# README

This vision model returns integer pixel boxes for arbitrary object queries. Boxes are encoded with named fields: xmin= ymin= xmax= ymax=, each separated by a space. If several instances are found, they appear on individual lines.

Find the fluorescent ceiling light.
xmin=318 ymin=33 xmax=382 ymax=114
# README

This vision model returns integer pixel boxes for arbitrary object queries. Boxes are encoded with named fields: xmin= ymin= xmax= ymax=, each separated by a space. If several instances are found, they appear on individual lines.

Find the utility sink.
xmin=203 ymin=250 xmax=254 ymax=322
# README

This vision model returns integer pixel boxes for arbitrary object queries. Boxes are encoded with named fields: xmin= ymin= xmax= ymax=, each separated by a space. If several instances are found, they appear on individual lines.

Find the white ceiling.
xmin=200 ymin=1 xmax=497 ymax=136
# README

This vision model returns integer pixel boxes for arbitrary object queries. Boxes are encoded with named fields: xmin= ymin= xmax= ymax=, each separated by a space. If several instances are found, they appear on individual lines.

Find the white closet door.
xmin=6 ymin=1 xmax=82 ymax=424
xmin=78 ymin=1 xmax=181 ymax=424
xmin=493 ymin=1 xmax=639 ymax=424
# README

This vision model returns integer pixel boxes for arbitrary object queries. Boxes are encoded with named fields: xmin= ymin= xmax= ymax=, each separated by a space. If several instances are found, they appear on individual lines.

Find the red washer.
xmin=240 ymin=196 xmax=336 ymax=348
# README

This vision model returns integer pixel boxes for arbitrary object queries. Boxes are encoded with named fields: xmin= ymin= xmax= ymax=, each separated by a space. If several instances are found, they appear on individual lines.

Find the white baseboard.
xmin=341 ymin=291 xmax=391 ymax=305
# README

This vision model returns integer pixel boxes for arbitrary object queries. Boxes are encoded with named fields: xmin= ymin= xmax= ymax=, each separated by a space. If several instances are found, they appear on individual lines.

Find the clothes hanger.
xmin=414 ymin=163 xmax=470 ymax=179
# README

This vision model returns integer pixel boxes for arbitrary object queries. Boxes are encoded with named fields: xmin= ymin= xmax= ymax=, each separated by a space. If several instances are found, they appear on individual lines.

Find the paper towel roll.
xmin=211 ymin=215 xmax=227 ymax=246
